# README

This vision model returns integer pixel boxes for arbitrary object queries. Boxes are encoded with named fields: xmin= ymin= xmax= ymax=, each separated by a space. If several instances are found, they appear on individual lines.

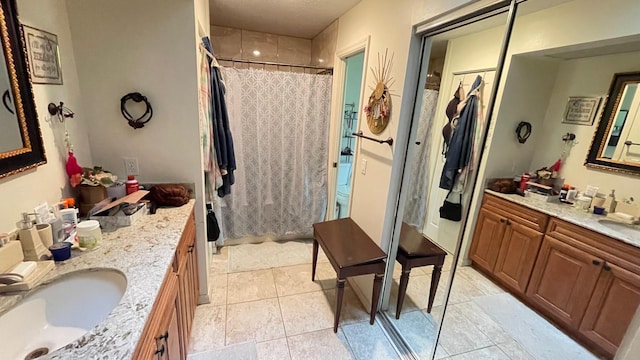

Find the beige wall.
xmin=330 ymin=0 xmax=414 ymax=305
xmin=0 ymin=0 xmax=93 ymax=233
xmin=66 ymin=0 xmax=209 ymax=301
xmin=311 ymin=21 xmax=338 ymax=67
xmin=210 ymin=25 xmax=312 ymax=68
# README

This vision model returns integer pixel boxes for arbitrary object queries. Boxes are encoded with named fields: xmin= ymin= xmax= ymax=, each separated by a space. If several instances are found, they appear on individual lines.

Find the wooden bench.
xmin=312 ymin=218 xmax=387 ymax=332
xmin=395 ymin=222 xmax=447 ymax=319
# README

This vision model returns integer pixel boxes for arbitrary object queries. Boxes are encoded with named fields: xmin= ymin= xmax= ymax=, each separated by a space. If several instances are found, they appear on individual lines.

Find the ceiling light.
xmin=252 ymin=50 xmax=261 ymax=56
xmin=318 ymin=59 xmax=325 ymax=63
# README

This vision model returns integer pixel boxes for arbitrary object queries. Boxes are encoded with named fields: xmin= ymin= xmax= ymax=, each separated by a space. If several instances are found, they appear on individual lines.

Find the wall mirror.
xmin=0 ymin=0 xmax=46 ymax=179
xmin=586 ymin=72 xmax=640 ymax=175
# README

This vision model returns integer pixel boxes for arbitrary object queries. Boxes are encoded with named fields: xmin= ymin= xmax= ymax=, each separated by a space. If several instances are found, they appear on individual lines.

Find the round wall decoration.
xmin=364 ymin=49 xmax=395 ymax=135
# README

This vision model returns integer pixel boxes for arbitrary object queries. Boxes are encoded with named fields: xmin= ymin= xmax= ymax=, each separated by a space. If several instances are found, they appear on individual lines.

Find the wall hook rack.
xmin=48 ymin=102 xmax=75 ymax=122
xmin=352 ymin=131 xmax=393 ymax=146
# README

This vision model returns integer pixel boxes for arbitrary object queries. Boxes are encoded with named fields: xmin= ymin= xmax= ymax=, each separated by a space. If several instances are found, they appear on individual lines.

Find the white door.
xmin=423 ymin=71 xmax=496 ymax=253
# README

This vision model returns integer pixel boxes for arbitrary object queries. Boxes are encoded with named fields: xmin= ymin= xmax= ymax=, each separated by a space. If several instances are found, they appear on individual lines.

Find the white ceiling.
xmin=210 ymin=0 xmax=361 ymax=39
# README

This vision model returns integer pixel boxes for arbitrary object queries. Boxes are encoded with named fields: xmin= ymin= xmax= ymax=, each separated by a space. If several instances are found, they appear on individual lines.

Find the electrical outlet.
xmin=123 ymin=157 xmax=139 ymax=176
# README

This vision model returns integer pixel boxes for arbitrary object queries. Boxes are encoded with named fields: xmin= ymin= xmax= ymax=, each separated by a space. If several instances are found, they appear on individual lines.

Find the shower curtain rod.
xmin=217 ymin=57 xmax=333 ymax=71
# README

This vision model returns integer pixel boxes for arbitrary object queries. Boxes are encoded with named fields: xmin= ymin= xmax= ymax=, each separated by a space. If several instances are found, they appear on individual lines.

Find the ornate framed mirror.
xmin=0 ymin=0 xmax=46 ymax=179
xmin=586 ymin=72 xmax=640 ymax=176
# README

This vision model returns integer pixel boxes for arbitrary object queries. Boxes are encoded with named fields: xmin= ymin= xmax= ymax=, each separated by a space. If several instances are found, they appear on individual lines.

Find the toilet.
xmin=336 ymin=162 xmax=352 ymax=218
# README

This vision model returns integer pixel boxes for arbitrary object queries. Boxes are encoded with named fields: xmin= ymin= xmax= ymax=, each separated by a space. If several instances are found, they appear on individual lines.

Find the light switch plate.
xmin=361 ymin=159 xmax=367 ymax=175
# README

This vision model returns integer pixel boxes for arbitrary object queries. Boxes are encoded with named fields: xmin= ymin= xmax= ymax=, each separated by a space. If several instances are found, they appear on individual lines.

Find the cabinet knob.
xmin=505 ymin=219 xmax=511 ymax=226
xmin=500 ymin=218 xmax=506 ymax=223
xmin=603 ymin=264 xmax=611 ymax=271
xmin=154 ymin=344 xmax=165 ymax=356
xmin=592 ymin=260 xmax=601 ymax=266
xmin=188 ymin=244 xmax=195 ymax=253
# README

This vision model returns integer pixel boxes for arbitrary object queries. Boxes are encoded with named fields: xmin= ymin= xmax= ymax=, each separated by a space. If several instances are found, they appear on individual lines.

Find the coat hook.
xmin=48 ymin=101 xmax=75 ymax=122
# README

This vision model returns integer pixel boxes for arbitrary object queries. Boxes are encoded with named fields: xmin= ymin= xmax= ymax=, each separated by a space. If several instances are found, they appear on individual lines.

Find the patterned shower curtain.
xmin=219 ymin=68 xmax=332 ymax=240
xmin=403 ymin=89 xmax=439 ymax=229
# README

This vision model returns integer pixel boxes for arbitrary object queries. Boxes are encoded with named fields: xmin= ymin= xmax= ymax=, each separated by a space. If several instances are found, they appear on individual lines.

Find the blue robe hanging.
xmin=439 ymin=75 xmax=482 ymax=190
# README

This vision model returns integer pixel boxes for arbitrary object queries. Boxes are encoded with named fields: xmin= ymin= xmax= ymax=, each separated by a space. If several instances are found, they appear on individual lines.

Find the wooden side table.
xmin=312 ymin=218 xmax=387 ymax=333
xmin=395 ymin=222 xmax=447 ymax=319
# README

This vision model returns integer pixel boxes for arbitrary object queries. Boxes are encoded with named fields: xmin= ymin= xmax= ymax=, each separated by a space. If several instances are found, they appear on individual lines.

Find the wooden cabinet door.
xmin=165 ymin=297 xmax=182 ymax=360
xmin=469 ymin=209 xmax=507 ymax=273
xmin=526 ymin=236 xmax=603 ymax=329
xmin=493 ymin=221 xmax=543 ymax=294
xmin=579 ymin=262 xmax=640 ymax=357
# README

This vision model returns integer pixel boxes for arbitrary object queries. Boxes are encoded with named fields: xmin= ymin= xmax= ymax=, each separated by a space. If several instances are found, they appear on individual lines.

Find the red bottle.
xmin=126 ymin=175 xmax=139 ymax=195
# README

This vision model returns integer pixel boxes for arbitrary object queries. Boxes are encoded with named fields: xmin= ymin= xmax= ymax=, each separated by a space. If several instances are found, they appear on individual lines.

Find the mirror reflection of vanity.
xmin=587 ymin=72 xmax=640 ymax=175
xmin=0 ymin=0 xmax=46 ymax=179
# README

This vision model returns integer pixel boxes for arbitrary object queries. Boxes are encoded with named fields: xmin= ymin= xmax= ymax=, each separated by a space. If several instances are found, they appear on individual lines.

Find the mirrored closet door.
xmin=379 ymin=1 xmax=640 ymax=359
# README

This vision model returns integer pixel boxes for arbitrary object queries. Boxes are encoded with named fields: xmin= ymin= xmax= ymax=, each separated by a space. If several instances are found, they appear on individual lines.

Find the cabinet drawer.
xmin=547 ymin=218 xmax=640 ymax=274
xmin=484 ymin=194 xmax=549 ymax=232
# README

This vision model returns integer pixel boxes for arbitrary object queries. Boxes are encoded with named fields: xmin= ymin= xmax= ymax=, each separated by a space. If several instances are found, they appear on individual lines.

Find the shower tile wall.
xmin=210 ymin=23 xmax=337 ymax=72
xmin=211 ymin=25 xmax=311 ymax=66
xmin=311 ymin=20 xmax=338 ymax=67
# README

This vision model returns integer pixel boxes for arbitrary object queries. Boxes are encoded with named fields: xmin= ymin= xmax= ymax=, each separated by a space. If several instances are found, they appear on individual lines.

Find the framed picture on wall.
xmin=562 ymin=96 xmax=602 ymax=125
xmin=22 ymin=25 xmax=63 ymax=85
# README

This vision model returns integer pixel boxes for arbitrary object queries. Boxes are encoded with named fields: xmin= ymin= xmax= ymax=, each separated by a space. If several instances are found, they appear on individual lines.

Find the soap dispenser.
xmin=602 ymin=189 xmax=618 ymax=214
xmin=17 ymin=212 xmax=51 ymax=261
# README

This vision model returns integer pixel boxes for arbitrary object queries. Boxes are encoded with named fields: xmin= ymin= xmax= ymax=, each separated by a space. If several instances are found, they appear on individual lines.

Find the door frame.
xmin=326 ymin=36 xmax=370 ymax=220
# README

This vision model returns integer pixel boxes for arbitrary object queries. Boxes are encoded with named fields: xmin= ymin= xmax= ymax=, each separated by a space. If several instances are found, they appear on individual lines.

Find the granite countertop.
xmin=0 ymin=200 xmax=195 ymax=360
xmin=485 ymin=190 xmax=640 ymax=248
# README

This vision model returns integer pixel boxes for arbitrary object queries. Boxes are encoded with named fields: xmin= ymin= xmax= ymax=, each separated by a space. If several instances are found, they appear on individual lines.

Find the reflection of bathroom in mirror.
xmin=588 ymin=72 xmax=640 ymax=174
xmin=382 ymin=11 xmax=507 ymax=359
xmin=0 ymin=0 xmax=46 ymax=179
xmin=382 ymin=1 xmax=640 ymax=360
xmin=0 ymin=46 xmax=23 ymax=154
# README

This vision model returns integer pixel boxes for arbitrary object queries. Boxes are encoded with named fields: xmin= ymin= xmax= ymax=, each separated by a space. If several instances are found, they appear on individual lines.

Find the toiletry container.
xmin=17 ymin=213 xmax=51 ymax=261
xmin=575 ymin=196 xmax=592 ymax=212
xmin=126 ymin=175 xmax=139 ymax=195
xmin=60 ymin=207 xmax=78 ymax=241
xmin=35 ymin=223 xmax=54 ymax=248
xmin=603 ymin=190 xmax=618 ymax=213
xmin=49 ymin=241 xmax=72 ymax=261
xmin=76 ymin=220 xmax=102 ymax=249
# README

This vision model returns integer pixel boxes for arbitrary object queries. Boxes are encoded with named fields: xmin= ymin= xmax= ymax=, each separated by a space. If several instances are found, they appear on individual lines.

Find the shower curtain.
xmin=403 ymin=89 xmax=439 ymax=229
xmin=220 ymin=68 xmax=332 ymax=240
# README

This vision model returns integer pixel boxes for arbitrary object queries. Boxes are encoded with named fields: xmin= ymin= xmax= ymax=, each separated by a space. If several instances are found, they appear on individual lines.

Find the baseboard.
xmin=198 ymin=293 xmax=211 ymax=305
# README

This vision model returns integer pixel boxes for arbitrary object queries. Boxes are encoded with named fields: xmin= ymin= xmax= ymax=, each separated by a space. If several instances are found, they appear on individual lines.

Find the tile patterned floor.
xmin=191 ymin=240 xmax=598 ymax=360
xmin=190 ymin=241 xmax=398 ymax=360
xmin=386 ymin=259 xmax=599 ymax=360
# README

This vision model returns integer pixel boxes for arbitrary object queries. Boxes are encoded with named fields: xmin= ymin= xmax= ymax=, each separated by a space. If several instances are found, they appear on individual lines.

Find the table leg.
xmin=427 ymin=264 xmax=442 ymax=313
xmin=370 ymin=273 xmax=383 ymax=325
xmin=396 ymin=269 xmax=410 ymax=319
xmin=312 ymin=239 xmax=319 ymax=281
xmin=334 ymin=278 xmax=346 ymax=333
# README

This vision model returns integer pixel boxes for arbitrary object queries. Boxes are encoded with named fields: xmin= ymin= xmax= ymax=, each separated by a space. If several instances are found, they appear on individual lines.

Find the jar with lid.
xmin=76 ymin=220 xmax=102 ymax=249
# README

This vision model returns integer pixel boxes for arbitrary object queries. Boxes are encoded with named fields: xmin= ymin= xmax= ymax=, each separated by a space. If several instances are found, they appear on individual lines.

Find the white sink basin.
xmin=599 ymin=219 xmax=640 ymax=238
xmin=0 ymin=269 xmax=126 ymax=360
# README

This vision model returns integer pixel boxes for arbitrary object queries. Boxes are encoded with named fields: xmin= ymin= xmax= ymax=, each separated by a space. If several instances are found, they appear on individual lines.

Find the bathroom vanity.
xmin=470 ymin=191 xmax=640 ymax=359
xmin=0 ymin=201 xmax=198 ymax=360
